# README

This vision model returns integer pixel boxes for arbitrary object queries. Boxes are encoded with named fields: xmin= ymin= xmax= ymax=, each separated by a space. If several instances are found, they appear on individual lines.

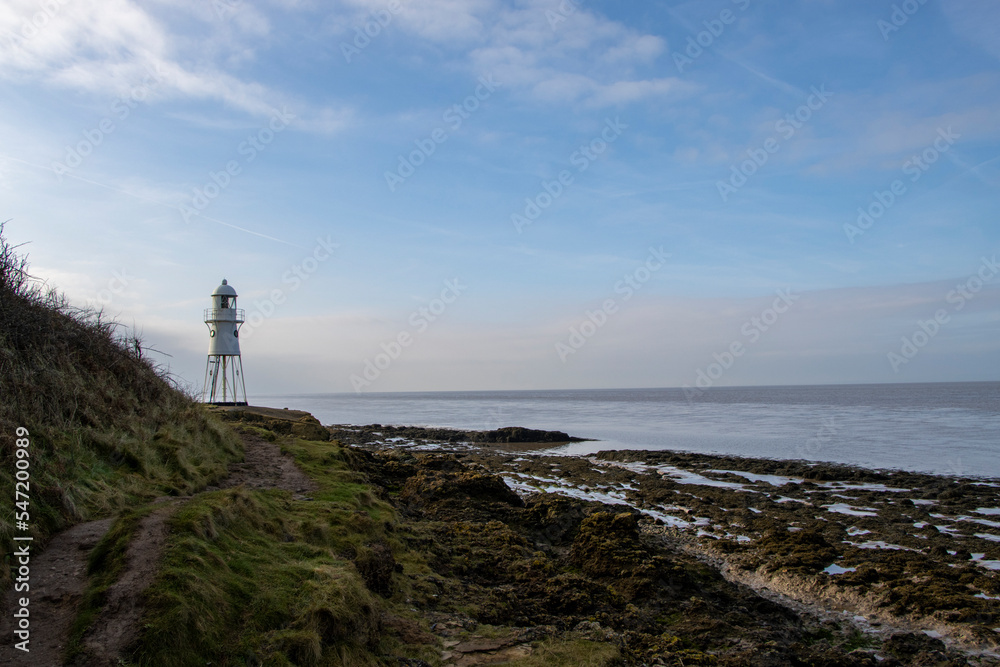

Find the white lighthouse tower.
xmin=202 ymin=278 xmax=248 ymax=405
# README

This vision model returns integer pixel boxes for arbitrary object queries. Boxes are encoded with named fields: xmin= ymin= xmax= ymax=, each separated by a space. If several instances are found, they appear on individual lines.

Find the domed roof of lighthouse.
xmin=212 ymin=278 xmax=238 ymax=297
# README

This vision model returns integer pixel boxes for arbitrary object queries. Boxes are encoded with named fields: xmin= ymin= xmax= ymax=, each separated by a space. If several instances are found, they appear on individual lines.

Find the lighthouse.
xmin=202 ymin=278 xmax=248 ymax=405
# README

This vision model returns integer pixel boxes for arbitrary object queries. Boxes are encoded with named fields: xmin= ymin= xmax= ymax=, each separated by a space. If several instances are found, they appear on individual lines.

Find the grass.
xmin=0 ymin=224 xmax=243 ymax=588
xmin=134 ymin=487 xmax=386 ymax=666
xmin=100 ymin=434 xmax=433 ymax=667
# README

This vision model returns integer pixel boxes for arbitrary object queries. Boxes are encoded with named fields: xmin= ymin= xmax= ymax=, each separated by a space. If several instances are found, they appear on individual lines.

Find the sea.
xmin=251 ymin=382 xmax=1000 ymax=479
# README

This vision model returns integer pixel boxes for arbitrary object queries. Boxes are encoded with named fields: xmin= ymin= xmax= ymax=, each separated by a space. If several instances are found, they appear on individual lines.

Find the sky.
xmin=1 ymin=0 xmax=998 ymax=396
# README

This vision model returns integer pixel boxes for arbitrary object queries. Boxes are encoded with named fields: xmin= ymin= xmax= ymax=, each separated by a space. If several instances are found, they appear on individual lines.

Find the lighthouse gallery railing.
xmin=204 ymin=308 xmax=246 ymax=322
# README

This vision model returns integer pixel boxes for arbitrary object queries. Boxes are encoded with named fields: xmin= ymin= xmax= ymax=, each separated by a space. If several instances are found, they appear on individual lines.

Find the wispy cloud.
xmin=328 ymin=0 xmax=688 ymax=108
xmin=0 ymin=0 xmax=351 ymax=129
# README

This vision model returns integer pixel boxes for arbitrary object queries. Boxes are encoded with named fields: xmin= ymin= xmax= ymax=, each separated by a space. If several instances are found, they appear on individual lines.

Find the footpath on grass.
xmin=0 ymin=409 xmax=317 ymax=666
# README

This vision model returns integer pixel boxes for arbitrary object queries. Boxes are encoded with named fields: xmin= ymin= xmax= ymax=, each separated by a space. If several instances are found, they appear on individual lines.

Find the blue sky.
xmin=1 ymin=0 xmax=998 ymax=394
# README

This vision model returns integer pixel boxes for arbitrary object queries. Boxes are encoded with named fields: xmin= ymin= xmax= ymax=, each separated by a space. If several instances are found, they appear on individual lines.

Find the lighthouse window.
xmin=234 ymin=330 xmax=239 ymax=337
xmin=221 ymin=296 xmax=230 ymax=309
xmin=210 ymin=330 xmax=215 ymax=337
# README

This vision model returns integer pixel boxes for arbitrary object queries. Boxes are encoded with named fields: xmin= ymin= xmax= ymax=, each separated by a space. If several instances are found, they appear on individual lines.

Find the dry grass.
xmin=0 ymin=223 xmax=242 ymax=588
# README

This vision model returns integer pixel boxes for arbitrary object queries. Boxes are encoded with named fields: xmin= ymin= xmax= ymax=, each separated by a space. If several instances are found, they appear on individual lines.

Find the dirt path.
xmin=80 ymin=501 xmax=178 ymax=667
xmin=0 ymin=518 xmax=113 ymax=665
xmin=218 ymin=432 xmax=318 ymax=495
xmin=0 ymin=430 xmax=317 ymax=666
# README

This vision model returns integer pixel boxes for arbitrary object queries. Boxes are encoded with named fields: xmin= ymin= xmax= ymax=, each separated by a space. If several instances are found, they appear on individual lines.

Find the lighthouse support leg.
xmin=202 ymin=357 xmax=212 ymax=403
xmin=204 ymin=356 xmax=221 ymax=403
xmin=221 ymin=356 xmax=228 ymax=403
xmin=234 ymin=356 xmax=247 ymax=405
xmin=202 ymin=355 xmax=247 ymax=406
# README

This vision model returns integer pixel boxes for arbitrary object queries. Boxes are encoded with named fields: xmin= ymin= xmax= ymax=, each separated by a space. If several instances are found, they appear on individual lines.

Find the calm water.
xmin=252 ymin=383 xmax=1000 ymax=478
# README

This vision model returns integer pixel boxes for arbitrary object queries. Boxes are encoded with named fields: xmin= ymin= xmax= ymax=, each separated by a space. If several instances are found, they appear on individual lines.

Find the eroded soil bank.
xmin=336 ymin=423 xmax=1000 ymax=666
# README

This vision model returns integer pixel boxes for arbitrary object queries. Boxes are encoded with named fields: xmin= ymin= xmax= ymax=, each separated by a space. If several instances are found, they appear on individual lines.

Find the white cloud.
xmin=472 ymin=3 xmax=682 ymax=107
xmin=329 ymin=0 xmax=684 ymax=108
xmin=604 ymin=34 xmax=665 ymax=63
xmin=0 ymin=0 xmax=350 ymax=129
xmin=341 ymin=0 xmax=494 ymax=43
xmin=586 ymin=78 xmax=687 ymax=108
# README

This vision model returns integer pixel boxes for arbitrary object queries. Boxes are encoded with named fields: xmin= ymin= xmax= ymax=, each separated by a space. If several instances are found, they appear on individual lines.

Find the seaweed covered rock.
xmin=347 ymin=440 xmax=998 ymax=665
xmin=520 ymin=495 xmax=588 ymax=546
xmin=757 ymin=526 xmax=839 ymax=575
xmin=355 ymin=449 xmax=421 ymax=493
xmin=467 ymin=427 xmax=584 ymax=444
xmin=570 ymin=511 xmax=667 ymax=600
xmin=434 ymin=519 xmax=619 ymax=625
xmin=881 ymin=632 xmax=957 ymax=665
xmin=399 ymin=470 xmax=525 ymax=520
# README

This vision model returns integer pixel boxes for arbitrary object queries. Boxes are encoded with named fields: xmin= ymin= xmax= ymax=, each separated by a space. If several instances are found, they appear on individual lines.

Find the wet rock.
xmin=346 ymin=438 xmax=999 ymax=666
xmin=467 ymin=427 xmax=587 ymax=444
xmin=757 ymin=527 xmax=838 ymax=575
xmin=395 ymin=658 xmax=432 ymax=667
xmin=327 ymin=424 xmax=589 ymax=448
xmin=400 ymin=471 xmax=525 ymax=512
xmin=521 ymin=495 xmax=587 ymax=546
xmin=882 ymin=632 xmax=954 ymax=664
xmin=569 ymin=511 xmax=668 ymax=601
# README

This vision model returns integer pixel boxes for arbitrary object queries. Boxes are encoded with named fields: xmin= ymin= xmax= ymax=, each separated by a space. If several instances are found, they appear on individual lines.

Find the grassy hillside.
xmin=74 ymin=420 xmax=623 ymax=667
xmin=0 ymin=224 xmax=242 ymax=588
xmin=111 ymin=440 xmax=406 ymax=666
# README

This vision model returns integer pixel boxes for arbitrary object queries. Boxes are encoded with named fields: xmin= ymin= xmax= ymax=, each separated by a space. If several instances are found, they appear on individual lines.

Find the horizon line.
xmin=248 ymin=379 xmax=1000 ymax=398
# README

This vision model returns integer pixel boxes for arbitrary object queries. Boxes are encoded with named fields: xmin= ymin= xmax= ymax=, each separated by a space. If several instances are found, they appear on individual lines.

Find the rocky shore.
xmin=332 ymin=422 xmax=1000 ymax=666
